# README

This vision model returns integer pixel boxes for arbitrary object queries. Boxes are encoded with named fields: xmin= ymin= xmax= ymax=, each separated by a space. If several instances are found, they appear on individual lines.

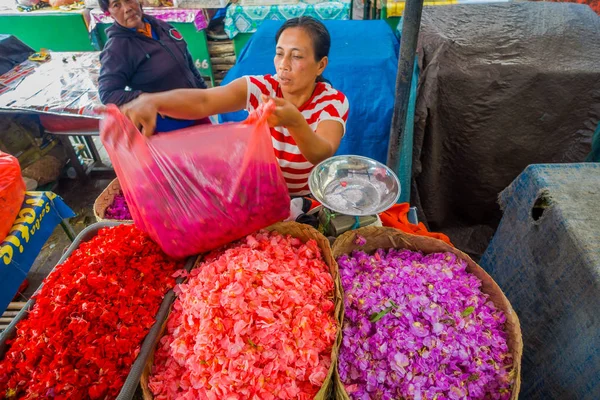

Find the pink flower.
xmin=148 ymin=231 xmax=337 ymax=399
xmin=171 ymin=269 xmax=189 ymax=278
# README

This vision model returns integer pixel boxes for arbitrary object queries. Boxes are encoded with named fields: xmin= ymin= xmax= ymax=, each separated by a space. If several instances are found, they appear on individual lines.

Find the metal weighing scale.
xmin=308 ymin=155 xmax=401 ymax=237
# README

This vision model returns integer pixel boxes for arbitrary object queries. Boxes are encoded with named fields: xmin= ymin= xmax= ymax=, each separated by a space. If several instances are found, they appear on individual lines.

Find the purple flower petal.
xmin=337 ymin=248 xmax=514 ymax=399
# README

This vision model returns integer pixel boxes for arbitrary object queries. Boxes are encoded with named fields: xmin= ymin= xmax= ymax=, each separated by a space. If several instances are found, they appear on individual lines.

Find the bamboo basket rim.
xmin=139 ymin=221 xmax=343 ymax=400
xmin=331 ymin=226 xmax=523 ymax=400
xmin=93 ymin=178 xmax=134 ymax=224
xmin=139 ymin=255 xmax=203 ymax=399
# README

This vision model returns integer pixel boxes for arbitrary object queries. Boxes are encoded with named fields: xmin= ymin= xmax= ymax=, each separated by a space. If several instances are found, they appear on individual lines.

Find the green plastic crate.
xmin=0 ymin=12 xmax=95 ymax=52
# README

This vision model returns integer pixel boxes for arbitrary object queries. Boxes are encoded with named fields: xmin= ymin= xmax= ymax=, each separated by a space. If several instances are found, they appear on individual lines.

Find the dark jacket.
xmin=98 ymin=15 xmax=207 ymax=106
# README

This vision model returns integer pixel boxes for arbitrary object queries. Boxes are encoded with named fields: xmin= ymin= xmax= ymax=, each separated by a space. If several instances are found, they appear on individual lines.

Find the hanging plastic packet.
xmin=100 ymin=103 xmax=290 ymax=258
xmin=0 ymin=151 xmax=26 ymax=243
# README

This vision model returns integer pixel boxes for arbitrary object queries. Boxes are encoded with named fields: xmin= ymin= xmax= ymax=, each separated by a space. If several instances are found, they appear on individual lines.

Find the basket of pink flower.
xmin=332 ymin=227 xmax=522 ymax=400
xmin=139 ymin=221 xmax=343 ymax=400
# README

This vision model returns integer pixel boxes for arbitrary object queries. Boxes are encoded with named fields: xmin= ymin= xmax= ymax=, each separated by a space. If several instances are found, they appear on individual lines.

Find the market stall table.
xmin=0 ymin=0 xmax=94 ymax=51
xmin=88 ymin=7 xmax=215 ymax=85
xmin=224 ymin=1 xmax=351 ymax=56
xmin=0 ymin=191 xmax=75 ymax=315
xmin=0 ymin=51 xmax=110 ymax=181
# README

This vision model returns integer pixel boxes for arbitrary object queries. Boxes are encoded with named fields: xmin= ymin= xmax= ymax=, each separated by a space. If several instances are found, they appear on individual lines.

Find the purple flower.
xmin=354 ymin=235 xmax=367 ymax=246
xmin=390 ymin=352 xmax=409 ymax=375
xmin=337 ymin=249 xmax=514 ymax=400
xmin=105 ymin=192 xmax=133 ymax=220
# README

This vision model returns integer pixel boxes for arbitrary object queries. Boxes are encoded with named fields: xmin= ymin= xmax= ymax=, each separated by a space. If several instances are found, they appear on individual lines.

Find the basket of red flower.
xmin=139 ymin=221 xmax=344 ymax=400
xmin=0 ymin=222 xmax=195 ymax=400
xmin=332 ymin=226 xmax=522 ymax=400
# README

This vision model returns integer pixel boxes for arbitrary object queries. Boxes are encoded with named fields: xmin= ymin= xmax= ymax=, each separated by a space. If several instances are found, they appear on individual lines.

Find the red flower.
xmin=0 ymin=225 xmax=182 ymax=399
xmin=88 ymin=383 xmax=107 ymax=399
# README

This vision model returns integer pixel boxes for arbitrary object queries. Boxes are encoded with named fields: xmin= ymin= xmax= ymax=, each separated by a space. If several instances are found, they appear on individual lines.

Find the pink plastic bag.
xmin=100 ymin=105 xmax=290 ymax=258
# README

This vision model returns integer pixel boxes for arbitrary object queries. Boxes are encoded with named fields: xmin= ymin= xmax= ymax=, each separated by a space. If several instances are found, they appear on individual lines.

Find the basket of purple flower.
xmin=94 ymin=178 xmax=134 ymax=223
xmin=332 ymin=227 xmax=522 ymax=400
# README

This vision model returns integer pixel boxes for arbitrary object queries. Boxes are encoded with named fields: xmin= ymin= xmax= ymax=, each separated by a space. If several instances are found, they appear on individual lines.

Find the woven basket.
xmin=140 ymin=221 xmax=344 ymax=400
xmin=139 ymin=255 xmax=202 ymax=399
xmin=331 ymin=226 xmax=522 ymax=400
xmin=93 ymin=178 xmax=133 ymax=223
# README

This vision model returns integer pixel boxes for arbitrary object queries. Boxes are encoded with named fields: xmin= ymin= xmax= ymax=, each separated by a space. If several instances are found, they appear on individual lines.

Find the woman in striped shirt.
xmin=120 ymin=16 xmax=350 ymax=196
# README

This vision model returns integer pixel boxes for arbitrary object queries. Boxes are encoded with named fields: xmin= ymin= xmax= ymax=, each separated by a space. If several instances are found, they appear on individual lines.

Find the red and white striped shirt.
xmin=245 ymin=74 xmax=350 ymax=196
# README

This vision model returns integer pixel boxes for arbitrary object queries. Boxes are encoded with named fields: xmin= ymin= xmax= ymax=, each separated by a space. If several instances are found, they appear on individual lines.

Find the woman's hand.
xmin=120 ymin=93 xmax=159 ymax=137
xmin=261 ymin=95 xmax=304 ymax=128
xmin=259 ymin=95 xmax=343 ymax=165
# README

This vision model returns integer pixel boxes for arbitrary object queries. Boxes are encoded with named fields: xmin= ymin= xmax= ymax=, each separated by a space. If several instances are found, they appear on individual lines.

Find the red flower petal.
xmin=0 ymin=225 xmax=182 ymax=398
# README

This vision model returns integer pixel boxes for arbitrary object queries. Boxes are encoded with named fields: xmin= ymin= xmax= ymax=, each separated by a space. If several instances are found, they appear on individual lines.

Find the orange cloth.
xmin=137 ymin=22 xmax=153 ymax=38
xmin=308 ymin=198 xmax=321 ymax=211
xmin=306 ymin=198 xmax=452 ymax=245
xmin=379 ymin=203 xmax=453 ymax=246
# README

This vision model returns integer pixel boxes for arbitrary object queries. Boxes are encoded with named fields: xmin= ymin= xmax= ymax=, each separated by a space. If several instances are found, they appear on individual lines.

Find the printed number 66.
xmin=195 ymin=59 xmax=210 ymax=70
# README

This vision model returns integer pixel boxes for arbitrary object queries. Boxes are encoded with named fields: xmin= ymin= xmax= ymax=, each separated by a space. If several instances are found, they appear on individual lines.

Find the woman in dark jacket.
xmin=98 ymin=0 xmax=209 ymax=132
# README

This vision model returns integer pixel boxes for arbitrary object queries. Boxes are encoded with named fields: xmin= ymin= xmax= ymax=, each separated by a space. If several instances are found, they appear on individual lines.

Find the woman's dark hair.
xmin=99 ymin=0 xmax=110 ymax=12
xmin=275 ymin=17 xmax=331 ymax=83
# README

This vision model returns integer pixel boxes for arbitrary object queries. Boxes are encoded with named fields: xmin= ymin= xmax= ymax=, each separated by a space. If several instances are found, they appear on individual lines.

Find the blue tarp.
xmin=219 ymin=20 xmax=400 ymax=166
xmin=586 ymin=121 xmax=600 ymax=162
xmin=481 ymin=163 xmax=600 ymax=399
xmin=0 ymin=192 xmax=75 ymax=313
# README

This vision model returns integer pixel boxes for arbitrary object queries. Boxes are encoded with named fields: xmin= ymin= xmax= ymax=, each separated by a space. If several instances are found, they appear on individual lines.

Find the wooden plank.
xmin=211 ymin=63 xmax=235 ymax=70
xmin=208 ymin=40 xmax=233 ymax=47
xmin=6 ymin=302 xmax=26 ymax=310
xmin=212 ymin=53 xmax=235 ymax=59
xmin=1 ymin=311 xmax=19 ymax=317
xmin=210 ymin=56 xmax=236 ymax=65
xmin=0 ymin=317 xmax=14 ymax=323
xmin=209 ymin=48 xmax=235 ymax=57
xmin=208 ymin=42 xmax=234 ymax=53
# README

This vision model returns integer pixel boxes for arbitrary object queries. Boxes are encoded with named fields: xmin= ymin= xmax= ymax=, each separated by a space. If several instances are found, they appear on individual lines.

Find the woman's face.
xmin=274 ymin=27 xmax=328 ymax=95
xmin=108 ymin=0 xmax=144 ymax=29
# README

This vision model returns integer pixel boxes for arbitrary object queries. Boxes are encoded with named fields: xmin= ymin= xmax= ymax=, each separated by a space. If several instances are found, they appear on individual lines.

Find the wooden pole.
xmin=386 ymin=0 xmax=424 ymax=203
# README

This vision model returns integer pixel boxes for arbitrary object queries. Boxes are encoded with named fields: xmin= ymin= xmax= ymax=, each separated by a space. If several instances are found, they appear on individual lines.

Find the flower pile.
xmin=104 ymin=192 xmax=132 ymax=220
xmin=131 ymin=160 xmax=290 ymax=258
xmin=0 ymin=225 xmax=183 ymax=399
xmin=338 ymin=249 xmax=514 ymax=400
xmin=148 ymin=231 xmax=337 ymax=399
